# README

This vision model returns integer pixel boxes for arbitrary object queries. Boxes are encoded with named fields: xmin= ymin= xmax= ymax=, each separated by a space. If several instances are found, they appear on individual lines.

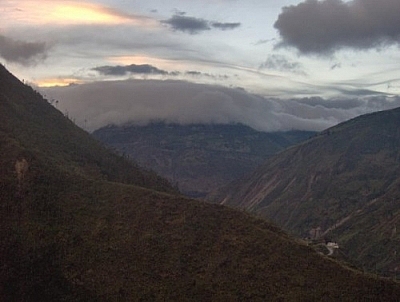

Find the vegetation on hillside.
xmin=209 ymin=107 xmax=400 ymax=277
xmin=1 ymin=64 xmax=400 ymax=300
xmin=0 ymin=65 xmax=175 ymax=194
xmin=93 ymin=123 xmax=314 ymax=198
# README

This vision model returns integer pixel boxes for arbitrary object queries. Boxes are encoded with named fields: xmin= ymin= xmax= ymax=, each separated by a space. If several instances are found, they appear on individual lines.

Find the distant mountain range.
xmin=93 ymin=123 xmax=314 ymax=198
xmin=209 ymin=107 xmax=400 ymax=276
xmin=1 ymin=64 xmax=400 ymax=300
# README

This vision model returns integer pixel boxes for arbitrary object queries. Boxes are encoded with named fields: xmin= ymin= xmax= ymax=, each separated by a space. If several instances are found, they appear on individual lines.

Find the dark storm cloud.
xmin=0 ymin=35 xmax=48 ymax=65
xmin=260 ymin=55 xmax=306 ymax=75
xmin=274 ymin=0 xmax=400 ymax=54
xmin=93 ymin=64 xmax=171 ymax=76
xmin=162 ymin=14 xmax=241 ymax=34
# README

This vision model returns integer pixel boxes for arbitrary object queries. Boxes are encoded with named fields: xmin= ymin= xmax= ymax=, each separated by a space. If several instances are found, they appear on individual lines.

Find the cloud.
xmin=185 ymin=71 xmax=229 ymax=80
xmin=260 ymin=55 xmax=306 ymax=75
xmin=91 ymin=65 xmax=231 ymax=81
xmin=274 ymin=0 xmax=400 ymax=54
xmin=0 ymin=35 xmax=48 ymax=65
xmin=41 ymin=79 xmax=400 ymax=133
xmin=211 ymin=22 xmax=241 ymax=31
xmin=26 ymin=23 xmax=185 ymax=58
xmin=93 ymin=64 xmax=171 ymax=76
xmin=185 ymin=71 xmax=203 ymax=76
xmin=294 ymin=97 xmax=364 ymax=110
xmin=253 ymin=39 xmax=275 ymax=46
xmin=162 ymin=14 xmax=241 ymax=34
xmin=162 ymin=15 xmax=211 ymax=34
xmin=3 ymin=1 xmax=155 ymax=26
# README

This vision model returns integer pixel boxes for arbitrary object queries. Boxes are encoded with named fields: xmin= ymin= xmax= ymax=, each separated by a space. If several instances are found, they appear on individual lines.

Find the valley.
xmin=2 ymin=63 xmax=400 ymax=300
xmin=93 ymin=123 xmax=314 ymax=198
xmin=209 ymin=108 xmax=400 ymax=277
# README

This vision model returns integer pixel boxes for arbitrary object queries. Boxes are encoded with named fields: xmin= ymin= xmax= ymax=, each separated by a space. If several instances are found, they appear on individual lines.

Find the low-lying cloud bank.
xmin=41 ymin=80 xmax=400 ymax=133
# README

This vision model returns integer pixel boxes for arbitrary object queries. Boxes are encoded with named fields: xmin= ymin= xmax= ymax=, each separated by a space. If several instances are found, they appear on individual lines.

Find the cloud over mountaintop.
xmin=274 ymin=0 xmax=400 ymax=54
xmin=41 ymin=80 xmax=400 ymax=133
xmin=162 ymin=14 xmax=241 ymax=34
xmin=0 ymin=35 xmax=49 ymax=65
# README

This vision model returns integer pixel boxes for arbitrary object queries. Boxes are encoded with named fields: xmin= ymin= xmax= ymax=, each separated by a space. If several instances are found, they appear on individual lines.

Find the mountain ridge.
xmin=208 ymin=107 xmax=400 ymax=276
xmin=1 ymin=64 xmax=400 ymax=300
xmin=0 ymin=65 xmax=175 ymax=194
xmin=93 ymin=122 xmax=314 ymax=198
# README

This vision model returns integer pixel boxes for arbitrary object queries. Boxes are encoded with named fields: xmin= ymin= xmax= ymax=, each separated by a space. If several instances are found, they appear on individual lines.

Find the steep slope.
xmin=1 ymin=64 xmax=400 ymax=300
xmin=0 ymin=65 xmax=174 ymax=194
xmin=209 ymin=107 xmax=400 ymax=276
xmin=93 ymin=123 xmax=314 ymax=198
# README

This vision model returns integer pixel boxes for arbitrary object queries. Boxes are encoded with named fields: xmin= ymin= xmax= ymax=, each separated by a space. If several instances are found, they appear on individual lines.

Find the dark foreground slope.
xmin=209 ymin=107 xmax=400 ymax=276
xmin=1 ymin=64 xmax=400 ymax=301
xmin=93 ymin=123 xmax=314 ymax=198
xmin=0 ymin=67 xmax=174 ymax=194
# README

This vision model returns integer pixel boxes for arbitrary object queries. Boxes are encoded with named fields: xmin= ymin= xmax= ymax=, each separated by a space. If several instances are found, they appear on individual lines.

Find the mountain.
xmin=208 ymin=107 xmax=400 ymax=276
xmin=1 ymin=64 xmax=400 ymax=301
xmin=0 ymin=68 xmax=175 ymax=194
xmin=93 ymin=123 xmax=314 ymax=198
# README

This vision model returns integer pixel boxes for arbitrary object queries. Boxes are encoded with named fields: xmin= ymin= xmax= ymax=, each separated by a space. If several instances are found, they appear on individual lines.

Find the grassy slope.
xmin=0 ymin=65 xmax=175 ymax=193
xmin=1 ymin=64 xmax=400 ymax=300
xmin=209 ymin=108 xmax=400 ymax=276
xmin=3 ymin=173 xmax=400 ymax=301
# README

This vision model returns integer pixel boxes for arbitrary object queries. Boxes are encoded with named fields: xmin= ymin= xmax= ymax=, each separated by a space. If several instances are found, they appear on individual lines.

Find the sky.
xmin=2 ymin=0 xmax=400 ymax=132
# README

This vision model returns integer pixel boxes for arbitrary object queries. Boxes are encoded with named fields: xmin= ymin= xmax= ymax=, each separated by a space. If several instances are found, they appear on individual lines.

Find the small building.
xmin=327 ymin=242 xmax=339 ymax=249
